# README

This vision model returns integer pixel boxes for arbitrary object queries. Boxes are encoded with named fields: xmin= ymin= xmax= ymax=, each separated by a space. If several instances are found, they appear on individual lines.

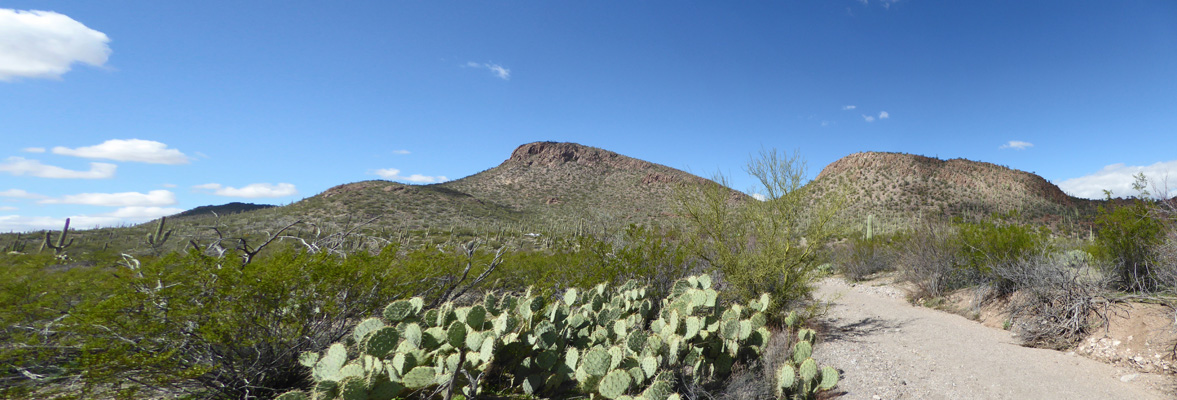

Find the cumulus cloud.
xmin=0 ymin=157 xmax=116 ymax=179
xmin=52 ymin=139 xmax=190 ymax=164
xmin=879 ymin=111 xmax=889 ymax=119
xmin=0 ymin=9 xmax=111 ymax=81
xmin=373 ymin=168 xmax=449 ymax=184
xmin=465 ymin=62 xmax=510 ymax=80
xmin=392 ymin=149 xmax=411 ymax=155
xmin=22 ymin=147 xmax=45 ymax=153
xmin=194 ymin=183 xmax=298 ymax=198
xmin=842 ymin=105 xmax=856 ymax=110
xmin=750 ymin=193 xmax=767 ymax=201
xmin=40 ymin=189 xmax=176 ymax=207
xmin=862 ymin=115 xmax=875 ymax=122
xmin=1000 ymin=140 xmax=1034 ymax=150
xmin=1058 ymin=161 xmax=1177 ymax=200
xmin=0 ymin=189 xmax=45 ymax=199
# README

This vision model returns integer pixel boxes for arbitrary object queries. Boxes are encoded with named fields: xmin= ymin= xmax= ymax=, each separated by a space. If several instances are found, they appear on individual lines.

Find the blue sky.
xmin=2 ymin=1 xmax=1176 ymax=232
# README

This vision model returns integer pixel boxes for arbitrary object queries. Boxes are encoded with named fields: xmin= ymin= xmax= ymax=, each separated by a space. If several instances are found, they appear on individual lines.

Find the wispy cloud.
xmin=53 ymin=139 xmax=190 ymax=164
xmin=862 ymin=115 xmax=875 ymax=122
xmin=392 ymin=149 xmax=411 ymax=155
xmin=194 ymin=183 xmax=298 ymax=198
xmin=0 ymin=9 xmax=111 ymax=81
xmin=373 ymin=168 xmax=449 ymax=184
xmin=22 ymin=147 xmax=45 ymax=153
xmin=999 ymin=140 xmax=1034 ymax=150
xmin=1059 ymin=161 xmax=1177 ymax=200
xmin=40 ymin=190 xmax=176 ymax=207
xmin=842 ymin=105 xmax=857 ymax=110
xmin=465 ymin=62 xmax=510 ymax=80
xmin=0 ymin=157 xmax=116 ymax=179
xmin=879 ymin=111 xmax=889 ymax=119
xmin=0 ymin=189 xmax=45 ymax=199
xmin=0 ymin=206 xmax=15 ymax=211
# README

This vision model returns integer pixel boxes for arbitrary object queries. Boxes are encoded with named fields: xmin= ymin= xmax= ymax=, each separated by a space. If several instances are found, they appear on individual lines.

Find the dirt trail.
xmin=814 ymin=277 xmax=1174 ymax=399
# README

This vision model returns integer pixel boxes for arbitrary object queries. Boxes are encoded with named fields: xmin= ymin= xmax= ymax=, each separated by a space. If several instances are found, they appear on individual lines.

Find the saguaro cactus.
xmin=146 ymin=216 xmax=173 ymax=251
xmin=43 ymin=218 xmax=74 ymax=255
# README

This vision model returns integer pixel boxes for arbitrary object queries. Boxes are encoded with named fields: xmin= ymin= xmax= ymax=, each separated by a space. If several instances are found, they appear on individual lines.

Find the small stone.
xmin=1120 ymin=373 xmax=1139 ymax=382
xmin=873 ymin=396 xmax=882 ymax=400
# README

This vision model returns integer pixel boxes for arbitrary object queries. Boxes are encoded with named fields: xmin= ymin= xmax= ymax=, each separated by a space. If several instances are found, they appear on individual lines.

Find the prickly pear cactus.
xmin=283 ymin=275 xmax=831 ymax=400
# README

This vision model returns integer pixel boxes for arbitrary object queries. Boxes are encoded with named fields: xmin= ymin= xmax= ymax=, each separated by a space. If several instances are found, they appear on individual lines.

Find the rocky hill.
xmin=804 ymin=152 xmax=1100 ymax=233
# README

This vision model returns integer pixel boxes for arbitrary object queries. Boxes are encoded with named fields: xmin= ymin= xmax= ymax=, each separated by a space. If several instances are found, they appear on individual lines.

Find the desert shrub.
xmin=675 ymin=149 xmax=842 ymax=318
xmin=1092 ymin=199 xmax=1166 ymax=292
xmin=993 ymin=252 xmax=1116 ymax=349
xmin=955 ymin=212 xmax=1050 ymax=294
xmin=835 ymin=234 xmax=902 ymax=282
xmin=897 ymin=222 xmax=966 ymax=299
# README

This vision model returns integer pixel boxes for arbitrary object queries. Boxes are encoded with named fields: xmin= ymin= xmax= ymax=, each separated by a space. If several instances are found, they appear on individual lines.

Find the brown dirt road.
xmin=814 ymin=277 xmax=1174 ymax=399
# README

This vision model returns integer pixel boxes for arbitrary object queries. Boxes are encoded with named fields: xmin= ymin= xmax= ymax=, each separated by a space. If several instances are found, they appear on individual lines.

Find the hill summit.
xmin=806 ymin=151 xmax=1095 ymax=231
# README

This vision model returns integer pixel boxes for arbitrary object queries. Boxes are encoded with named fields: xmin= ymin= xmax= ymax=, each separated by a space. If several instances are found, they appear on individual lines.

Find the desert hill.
xmin=803 ymin=151 xmax=1100 ymax=233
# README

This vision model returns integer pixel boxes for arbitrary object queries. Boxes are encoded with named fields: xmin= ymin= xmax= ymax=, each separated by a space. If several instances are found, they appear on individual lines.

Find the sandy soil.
xmin=814 ymin=277 xmax=1175 ymax=399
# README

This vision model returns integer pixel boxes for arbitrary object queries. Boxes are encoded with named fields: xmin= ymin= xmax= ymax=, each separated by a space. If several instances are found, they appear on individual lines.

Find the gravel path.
xmin=814 ymin=277 xmax=1173 ymax=400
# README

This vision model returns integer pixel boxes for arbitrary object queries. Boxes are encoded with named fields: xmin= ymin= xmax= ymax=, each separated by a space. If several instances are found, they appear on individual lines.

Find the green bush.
xmin=955 ymin=212 xmax=1050 ymax=293
xmin=1092 ymin=199 xmax=1165 ymax=291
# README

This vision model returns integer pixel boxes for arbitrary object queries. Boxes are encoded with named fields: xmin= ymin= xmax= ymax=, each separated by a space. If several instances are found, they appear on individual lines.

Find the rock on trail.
xmin=814 ymin=277 xmax=1172 ymax=399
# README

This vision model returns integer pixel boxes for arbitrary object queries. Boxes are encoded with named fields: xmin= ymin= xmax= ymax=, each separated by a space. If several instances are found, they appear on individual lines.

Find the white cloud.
xmin=373 ymin=168 xmax=449 ymax=184
xmin=392 ymin=149 xmax=411 ymax=155
xmin=0 ymin=157 xmax=116 ymax=179
xmin=820 ymin=121 xmax=830 ymax=127
xmin=40 ymin=189 xmax=176 ymax=207
xmin=22 ymin=147 xmax=45 ymax=153
xmin=0 ymin=9 xmax=111 ymax=81
xmin=0 ymin=189 xmax=45 ymax=199
xmin=750 ymin=193 xmax=767 ymax=201
xmin=52 ymin=139 xmax=190 ymax=164
xmin=161 ymin=183 xmax=177 ymax=188
xmin=1058 ymin=161 xmax=1177 ymax=200
xmin=862 ymin=115 xmax=875 ymax=122
xmin=465 ymin=62 xmax=510 ymax=80
xmin=879 ymin=111 xmax=889 ymax=119
xmin=1000 ymin=140 xmax=1034 ymax=150
xmin=842 ymin=105 xmax=856 ymax=110
xmin=0 ymin=206 xmax=15 ymax=211
xmin=0 ymin=206 xmax=182 ymax=232
xmin=194 ymin=183 xmax=298 ymax=198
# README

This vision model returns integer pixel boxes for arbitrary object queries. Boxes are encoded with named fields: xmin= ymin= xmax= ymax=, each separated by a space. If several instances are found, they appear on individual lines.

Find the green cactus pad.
xmin=799 ymin=358 xmax=818 ymax=382
xmin=776 ymin=363 xmax=796 ymax=394
xmin=467 ymin=304 xmax=487 ymax=328
xmin=793 ymin=340 xmax=812 ymax=364
xmin=464 ymin=330 xmax=484 ymax=352
xmin=737 ymin=320 xmax=752 ymax=341
xmin=628 ymin=366 xmax=646 ymax=386
xmin=369 ymin=380 xmax=403 ymax=400
xmin=401 ymin=366 xmax=437 ymax=389
xmin=625 ymin=331 xmax=646 ymax=353
xmin=798 ymin=328 xmax=816 ymax=343
xmin=583 ymin=349 xmax=612 ymax=376
xmin=564 ymin=287 xmax=579 ymax=305
xmin=783 ymin=311 xmax=799 ymax=329
xmin=446 ymin=321 xmax=467 ymax=348
xmin=537 ymin=349 xmax=559 ymax=370
xmin=819 ymin=365 xmax=839 ymax=390
xmin=361 ymin=327 xmax=400 ymax=358
xmin=312 ymin=343 xmax=348 ymax=381
xmin=642 ymin=377 xmax=673 ymax=400
xmin=721 ymin=320 xmax=740 ymax=341
xmin=697 ymin=275 xmax=712 ymax=289
xmin=479 ymin=335 xmax=496 ymax=363
xmin=599 ymin=369 xmax=633 ymax=399
xmin=608 ymin=346 xmax=625 ymax=370
xmin=298 ymin=351 xmax=319 ymax=368
xmin=338 ymin=376 xmax=367 ymax=400
xmin=402 ymin=322 xmax=423 ymax=349
xmin=311 ymin=380 xmax=339 ymax=399
xmin=383 ymin=300 xmax=415 ymax=322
